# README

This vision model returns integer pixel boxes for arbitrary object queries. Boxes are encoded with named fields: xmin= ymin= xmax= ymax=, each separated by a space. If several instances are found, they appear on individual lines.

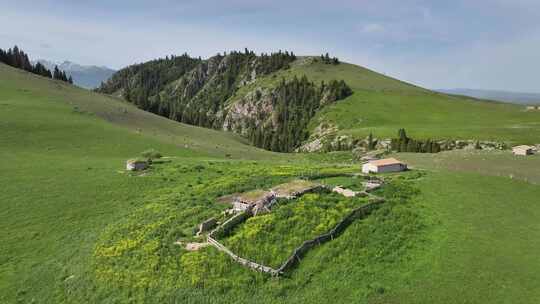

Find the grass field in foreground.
xmin=371 ymin=171 xmax=540 ymax=303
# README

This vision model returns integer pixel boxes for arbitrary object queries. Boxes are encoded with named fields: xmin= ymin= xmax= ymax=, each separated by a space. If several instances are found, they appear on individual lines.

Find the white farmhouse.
xmin=362 ymin=158 xmax=407 ymax=174
xmin=512 ymin=145 xmax=534 ymax=156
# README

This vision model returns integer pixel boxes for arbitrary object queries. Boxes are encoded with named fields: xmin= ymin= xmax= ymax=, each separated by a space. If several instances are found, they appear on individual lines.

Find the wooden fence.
xmin=207 ymin=235 xmax=280 ymax=275
xmin=210 ymin=211 xmax=251 ymax=239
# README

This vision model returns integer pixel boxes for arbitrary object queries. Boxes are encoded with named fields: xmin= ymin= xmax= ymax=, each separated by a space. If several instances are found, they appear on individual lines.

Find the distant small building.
xmin=126 ymin=159 xmax=149 ymax=171
xmin=512 ymin=145 xmax=534 ymax=156
xmin=362 ymin=158 xmax=407 ymax=174
xmin=526 ymin=106 xmax=539 ymax=111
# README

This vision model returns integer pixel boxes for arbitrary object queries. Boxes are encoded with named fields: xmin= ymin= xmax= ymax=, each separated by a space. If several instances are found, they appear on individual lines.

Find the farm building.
xmin=126 ymin=159 xmax=149 ymax=171
xmin=526 ymin=106 xmax=539 ymax=111
xmin=512 ymin=145 xmax=534 ymax=156
xmin=362 ymin=158 xmax=407 ymax=174
xmin=232 ymin=190 xmax=275 ymax=214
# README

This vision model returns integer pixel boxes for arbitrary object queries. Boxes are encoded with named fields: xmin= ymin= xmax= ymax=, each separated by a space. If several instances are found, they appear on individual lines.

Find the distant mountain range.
xmin=437 ymin=88 xmax=540 ymax=105
xmin=33 ymin=59 xmax=115 ymax=89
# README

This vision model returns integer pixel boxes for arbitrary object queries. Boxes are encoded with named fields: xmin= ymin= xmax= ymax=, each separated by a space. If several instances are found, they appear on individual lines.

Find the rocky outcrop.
xmin=222 ymin=88 xmax=274 ymax=136
xmin=300 ymin=130 xmax=517 ymax=153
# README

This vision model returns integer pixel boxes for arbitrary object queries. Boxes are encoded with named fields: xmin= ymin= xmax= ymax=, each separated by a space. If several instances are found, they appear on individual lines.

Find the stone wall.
xmin=207 ymin=192 xmax=385 ymax=276
xmin=276 ymin=197 xmax=384 ymax=274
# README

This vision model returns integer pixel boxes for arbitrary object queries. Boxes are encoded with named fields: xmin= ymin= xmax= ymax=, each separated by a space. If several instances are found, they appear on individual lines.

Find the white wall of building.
xmin=362 ymin=163 xmax=406 ymax=173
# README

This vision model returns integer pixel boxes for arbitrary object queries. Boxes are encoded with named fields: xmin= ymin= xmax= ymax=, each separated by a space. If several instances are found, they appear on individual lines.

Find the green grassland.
xmin=371 ymin=170 xmax=540 ymax=303
xmin=2 ymin=61 xmax=540 ymax=304
xmin=397 ymin=149 xmax=540 ymax=184
xmin=232 ymin=57 xmax=540 ymax=144
xmin=0 ymin=62 xmax=280 ymax=302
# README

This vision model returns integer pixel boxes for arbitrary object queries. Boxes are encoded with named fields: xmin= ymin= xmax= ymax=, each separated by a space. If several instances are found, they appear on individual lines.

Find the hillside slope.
xmin=0 ymin=63 xmax=276 ymax=160
xmin=259 ymin=58 xmax=540 ymax=148
xmin=0 ymin=62 xmax=284 ymax=303
xmin=100 ymin=54 xmax=540 ymax=152
xmin=98 ymin=52 xmax=352 ymax=152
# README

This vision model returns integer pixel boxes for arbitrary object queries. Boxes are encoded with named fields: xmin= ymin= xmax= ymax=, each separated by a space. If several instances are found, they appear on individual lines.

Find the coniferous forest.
xmin=390 ymin=128 xmax=441 ymax=153
xmin=98 ymin=49 xmax=353 ymax=152
xmin=248 ymin=76 xmax=352 ymax=152
xmin=0 ymin=46 xmax=72 ymax=84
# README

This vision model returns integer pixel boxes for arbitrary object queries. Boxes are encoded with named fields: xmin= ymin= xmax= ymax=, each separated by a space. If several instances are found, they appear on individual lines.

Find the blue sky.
xmin=1 ymin=0 xmax=540 ymax=92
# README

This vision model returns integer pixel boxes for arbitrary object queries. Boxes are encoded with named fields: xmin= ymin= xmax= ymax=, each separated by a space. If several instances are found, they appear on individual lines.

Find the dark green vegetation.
xmin=3 ymin=49 xmax=540 ymax=304
xmin=98 ymin=50 xmax=353 ymax=152
xmin=0 ymin=45 xmax=72 ymax=83
xmin=98 ymin=50 xmax=297 ymax=124
xmin=319 ymin=52 xmax=340 ymax=64
xmin=247 ymin=76 xmax=352 ymax=151
xmin=390 ymin=128 xmax=442 ymax=153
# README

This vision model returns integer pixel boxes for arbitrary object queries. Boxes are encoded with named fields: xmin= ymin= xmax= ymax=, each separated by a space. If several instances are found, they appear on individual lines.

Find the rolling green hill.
xmin=251 ymin=57 xmax=540 ymax=146
xmin=2 ymin=60 xmax=540 ymax=304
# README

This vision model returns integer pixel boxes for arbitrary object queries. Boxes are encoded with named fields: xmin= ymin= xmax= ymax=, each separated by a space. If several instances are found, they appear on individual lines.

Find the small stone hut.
xmin=512 ymin=145 xmax=534 ymax=156
xmin=232 ymin=190 xmax=275 ymax=214
xmin=126 ymin=159 xmax=149 ymax=171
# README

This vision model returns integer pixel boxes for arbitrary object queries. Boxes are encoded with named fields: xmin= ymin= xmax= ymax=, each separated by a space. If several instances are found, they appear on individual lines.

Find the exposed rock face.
xmin=300 ymin=131 xmax=517 ymax=153
xmin=223 ymin=88 xmax=274 ymax=136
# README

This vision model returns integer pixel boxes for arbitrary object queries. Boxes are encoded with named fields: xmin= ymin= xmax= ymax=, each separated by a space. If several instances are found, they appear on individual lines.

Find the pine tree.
xmin=53 ymin=66 xmax=61 ymax=80
xmin=475 ymin=141 xmax=482 ymax=150
xmin=368 ymin=132 xmax=374 ymax=150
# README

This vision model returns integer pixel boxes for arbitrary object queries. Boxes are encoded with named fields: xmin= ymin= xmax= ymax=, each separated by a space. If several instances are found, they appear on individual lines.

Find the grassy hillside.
xmin=0 ymin=62 xmax=279 ymax=303
xmin=237 ymin=57 xmax=540 ymax=145
xmin=0 ymin=63 xmax=277 ymax=160
xmin=2 ymin=62 xmax=540 ymax=304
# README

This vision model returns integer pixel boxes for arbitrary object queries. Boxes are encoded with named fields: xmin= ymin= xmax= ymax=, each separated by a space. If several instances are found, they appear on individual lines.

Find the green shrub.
xmin=141 ymin=149 xmax=162 ymax=160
